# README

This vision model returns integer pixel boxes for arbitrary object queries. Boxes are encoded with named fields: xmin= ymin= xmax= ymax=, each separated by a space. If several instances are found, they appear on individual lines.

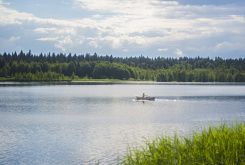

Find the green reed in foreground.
xmin=122 ymin=123 xmax=245 ymax=165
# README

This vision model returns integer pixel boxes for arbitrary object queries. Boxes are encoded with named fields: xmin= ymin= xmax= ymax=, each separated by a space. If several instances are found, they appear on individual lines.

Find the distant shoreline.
xmin=0 ymin=80 xmax=245 ymax=86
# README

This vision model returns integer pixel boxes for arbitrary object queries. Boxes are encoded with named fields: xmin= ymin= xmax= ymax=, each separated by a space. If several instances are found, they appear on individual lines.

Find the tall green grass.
xmin=122 ymin=123 xmax=245 ymax=165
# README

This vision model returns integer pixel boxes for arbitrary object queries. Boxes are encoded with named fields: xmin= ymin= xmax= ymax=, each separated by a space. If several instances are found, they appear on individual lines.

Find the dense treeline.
xmin=0 ymin=51 xmax=245 ymax=82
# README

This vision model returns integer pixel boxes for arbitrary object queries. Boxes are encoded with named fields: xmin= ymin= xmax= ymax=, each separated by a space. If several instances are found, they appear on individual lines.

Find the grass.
xmin=0 ymin=77 xmax=15 ymax=81
xmin=122 ymin=123 xmax=245 ymax=165
xmin=0 ymin=76 xmax=156 ymax=85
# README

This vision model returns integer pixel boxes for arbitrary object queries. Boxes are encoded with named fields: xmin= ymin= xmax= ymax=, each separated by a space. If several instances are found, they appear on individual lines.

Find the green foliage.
xmin=93 ymin=62 xmax=130 ymax=80
xmin=122 ymin=123 xmax=245 ymax=165
xmin=0 ymin=51 xmax=245 ymax=81
xmin=76 ymin=62 xmax=93 ymax=77
xmin=13 ymin=72 xmax=65 ymax=81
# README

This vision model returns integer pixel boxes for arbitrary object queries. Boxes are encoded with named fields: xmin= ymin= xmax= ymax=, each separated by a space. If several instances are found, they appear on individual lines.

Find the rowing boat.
xmin=136 ymin=96 xmax=155 ymax=101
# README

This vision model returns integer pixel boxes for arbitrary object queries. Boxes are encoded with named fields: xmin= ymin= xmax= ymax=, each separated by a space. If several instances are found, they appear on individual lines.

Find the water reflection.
xmin=0 ymin=85 xmax=244 ymax=164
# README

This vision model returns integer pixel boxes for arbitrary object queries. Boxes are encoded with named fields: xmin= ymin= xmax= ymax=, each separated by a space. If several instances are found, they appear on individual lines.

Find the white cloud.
xmin=88 ymin=40 xmax=99 ymax=48
xmin=0 ymin=5 xmax=33 ymax=25
xmin=158 ymin=48 xmax=168 ymax=52
xmin=34 ymin=27 xmax=57 ymax=34
xmin=215 ymin=41 xmax=245 ymax=51
xmin=9 ymin=36 xmax=20 ymax=42
xmin=175 ymin=48 xmax=184 ymax=57
xmin=73 ymin=0 xmax=245 ymax=51
xmin=215 ymin=41 xmax=231 ymax=50
xmin=229 ymin=15 xmax=245 ymax=23
xmin=0 ymin=0 xmax=10 ymax=6
xmin=37 ymin=37 xmax=59 ymax=42
xmin=123 ymin=48 xmax=128 ymax=52
xmin=54 ymin=36 xmax=73 ymax=52
xmin=0 ymin=0 xmax=245 ymax=56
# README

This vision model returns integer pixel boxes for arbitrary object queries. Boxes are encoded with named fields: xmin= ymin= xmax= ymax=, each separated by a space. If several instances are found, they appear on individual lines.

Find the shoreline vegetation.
xmin=122 ymin=123 xmax=245 ymax=165
xmin=1 ymin=79 xmax=245 ymax=86
xmin=0 ymin=51 xmax=245 ymax=82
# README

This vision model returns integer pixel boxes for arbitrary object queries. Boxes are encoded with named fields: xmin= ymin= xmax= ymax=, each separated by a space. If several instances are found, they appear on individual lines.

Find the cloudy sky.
xmin=0 ymin=0 xmax=245 ymax=58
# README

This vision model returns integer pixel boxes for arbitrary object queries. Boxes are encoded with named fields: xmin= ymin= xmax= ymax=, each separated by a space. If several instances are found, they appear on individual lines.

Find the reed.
xmin=122 ymin=123 xmax=245 ymax=165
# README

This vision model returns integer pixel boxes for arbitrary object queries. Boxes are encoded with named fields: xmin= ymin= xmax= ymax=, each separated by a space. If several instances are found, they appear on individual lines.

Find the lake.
xmin=0 ymin=84 xmax=245 ymax=164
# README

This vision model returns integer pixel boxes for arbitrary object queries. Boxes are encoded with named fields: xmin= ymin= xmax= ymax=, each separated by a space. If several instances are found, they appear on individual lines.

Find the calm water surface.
xmin=0 ymin=84 xmax=245 ymax=164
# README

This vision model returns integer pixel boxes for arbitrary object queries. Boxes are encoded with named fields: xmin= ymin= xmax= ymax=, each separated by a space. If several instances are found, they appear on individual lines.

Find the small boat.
xmin=136 ymin=96 xmax=155 ymax=101
xmin=136 ymin=93 xmax=155 ymax=101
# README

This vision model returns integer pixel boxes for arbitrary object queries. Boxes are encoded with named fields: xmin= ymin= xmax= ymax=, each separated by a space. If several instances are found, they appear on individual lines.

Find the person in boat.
xmin=136 ymin=93 xmax=155 ymax=101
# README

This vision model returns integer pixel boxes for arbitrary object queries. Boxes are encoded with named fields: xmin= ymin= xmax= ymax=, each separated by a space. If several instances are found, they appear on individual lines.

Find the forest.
xmin=0 ymin=51 xmax=245 ymax=82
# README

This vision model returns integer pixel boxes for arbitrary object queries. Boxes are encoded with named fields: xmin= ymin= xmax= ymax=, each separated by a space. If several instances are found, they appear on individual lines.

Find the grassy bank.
xmin=1 ymin=77 xmax=245 ymax=86
xmin=122 ymin=123 xmax=245 ymax=165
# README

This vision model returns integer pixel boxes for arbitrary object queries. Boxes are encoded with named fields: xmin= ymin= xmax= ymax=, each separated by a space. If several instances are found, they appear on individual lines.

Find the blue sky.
xmin=0 ymin=0 xmax=245 ymax=58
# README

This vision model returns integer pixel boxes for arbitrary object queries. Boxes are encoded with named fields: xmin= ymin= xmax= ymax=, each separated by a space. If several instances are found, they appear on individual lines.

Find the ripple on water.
xmin=0 ymin=85 xmax=244 ymax=164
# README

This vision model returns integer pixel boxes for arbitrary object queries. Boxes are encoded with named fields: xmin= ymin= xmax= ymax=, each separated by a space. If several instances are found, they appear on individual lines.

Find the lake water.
xmin=0 ymin=84 xmax=245 ymax=164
